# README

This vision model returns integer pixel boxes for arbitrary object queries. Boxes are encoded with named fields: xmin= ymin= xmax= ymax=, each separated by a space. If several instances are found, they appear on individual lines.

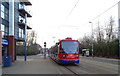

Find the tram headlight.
xmin=76 ymin=55 xmax=79 ymax=57
xmin=63 ymin=55 xmax=66 ymax=57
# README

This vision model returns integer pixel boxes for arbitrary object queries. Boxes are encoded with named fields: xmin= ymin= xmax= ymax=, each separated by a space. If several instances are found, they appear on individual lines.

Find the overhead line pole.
xmin=118 ymin=2 xmax=120 ymax=76
xmin=118 ymin=1 xmax=120 ymax=59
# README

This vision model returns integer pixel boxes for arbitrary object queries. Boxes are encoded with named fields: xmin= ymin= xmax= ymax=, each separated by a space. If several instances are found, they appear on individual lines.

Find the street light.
xmin=89 ymin=21 xmax=94 ymax=57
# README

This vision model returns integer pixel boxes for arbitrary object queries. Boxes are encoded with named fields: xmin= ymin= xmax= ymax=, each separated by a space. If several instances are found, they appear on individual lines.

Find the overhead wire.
xmin=73 ymin=1 xmax=119 ymax=28
xmin=60 ymin=0 xmax=119 ymax=32
xmin=90 ymin=1 xmax=119 ymax=22
xmin=66 ymin=0 xmax=80 ymax=19
xmin=59 ymin=0 xmax=80 ymax=29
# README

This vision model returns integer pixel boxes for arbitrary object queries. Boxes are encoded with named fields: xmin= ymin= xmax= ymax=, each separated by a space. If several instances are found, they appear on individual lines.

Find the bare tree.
xmin=26 ymin=30 xmax=37 ymax=46
xmin=79 ymin=16 xmax=118 ymax=58
xmin=94 ymin=21 xmax=105 ymax=43
xmin=80 ymin=35 xmax=92 ymax=48
xmin=105 ymin=16 xmax=116 ymax=42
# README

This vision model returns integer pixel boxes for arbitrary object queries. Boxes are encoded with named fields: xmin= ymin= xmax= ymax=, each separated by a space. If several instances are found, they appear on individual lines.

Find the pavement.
xmin=1 ymin=54 xmax=119 ymax=75
xmin=0 ymin=65 xmax=2 ymax=76
xmin=2 ymin=54 xmax=73 ymax=74
xmin=2 ymin=55 xmax=58 ymax=74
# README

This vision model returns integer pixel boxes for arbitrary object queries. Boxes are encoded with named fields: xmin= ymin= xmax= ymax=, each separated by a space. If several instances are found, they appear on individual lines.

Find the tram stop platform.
xmin=2 ymin=54 xmax=65 ymax=75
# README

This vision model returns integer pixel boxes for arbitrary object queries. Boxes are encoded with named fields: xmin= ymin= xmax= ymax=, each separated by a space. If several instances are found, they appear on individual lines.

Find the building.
xmin=0 ymin=0 xmax=32 ymax=61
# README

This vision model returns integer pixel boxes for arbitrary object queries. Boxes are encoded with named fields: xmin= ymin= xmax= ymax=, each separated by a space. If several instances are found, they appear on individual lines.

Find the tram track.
xmin=49 ymin=57 xmax=118 ymax=75
xmin=63 ymin=65 xmax=80 ymax=76
xmin=49 ymin=57 xmax=80 ymax=75
xmin=62 ymin=58 xmax=118 ymax=75
xmin=57 ymin=63 xmax=81 ymax=76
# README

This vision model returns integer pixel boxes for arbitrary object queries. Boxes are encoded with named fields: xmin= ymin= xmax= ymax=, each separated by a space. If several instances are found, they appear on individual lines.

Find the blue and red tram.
xmin=49 ymin=37 xmax=80 ymax=64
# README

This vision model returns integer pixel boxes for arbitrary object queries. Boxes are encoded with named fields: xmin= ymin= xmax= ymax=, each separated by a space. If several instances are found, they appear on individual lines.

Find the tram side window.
xmin=54 ymin=46 xmax=58 ymax=54
xmin=52 ymin=46 xmax=58 ymax=54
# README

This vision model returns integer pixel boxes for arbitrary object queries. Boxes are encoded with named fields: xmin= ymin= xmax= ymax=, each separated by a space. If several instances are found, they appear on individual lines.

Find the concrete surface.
xmin=0 ymin=65 xmax=2 ymax=76
xmin=2 ymin=55 xmax=119 ymax=75
xmin=2 ymin=55 xmax=72 ymax=74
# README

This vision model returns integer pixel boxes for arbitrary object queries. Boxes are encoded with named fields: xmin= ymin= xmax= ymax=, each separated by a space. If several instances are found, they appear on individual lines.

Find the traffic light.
xmin=44 ymin=42 xmax=46 ymax=47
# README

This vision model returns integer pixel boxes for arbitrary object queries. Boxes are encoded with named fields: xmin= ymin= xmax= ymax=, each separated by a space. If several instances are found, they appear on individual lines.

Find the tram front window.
xmin=61 ymin=41 xmax=79 ymax=54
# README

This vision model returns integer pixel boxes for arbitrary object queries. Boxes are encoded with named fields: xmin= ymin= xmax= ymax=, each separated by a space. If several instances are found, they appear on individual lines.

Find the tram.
xmin=49 ymin=37 xmax=80 ymax=64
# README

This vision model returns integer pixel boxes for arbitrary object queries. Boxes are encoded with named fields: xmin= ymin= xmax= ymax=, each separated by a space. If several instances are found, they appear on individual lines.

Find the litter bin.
xmin=3 ymin=56 xmax=12 ymax=67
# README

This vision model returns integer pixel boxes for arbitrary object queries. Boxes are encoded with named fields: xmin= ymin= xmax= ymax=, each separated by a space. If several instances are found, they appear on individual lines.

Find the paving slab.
xmin=2 ymin=56 xmax=61 ymax=74
xmin=0 ymin=65 xmax=2 ymax=76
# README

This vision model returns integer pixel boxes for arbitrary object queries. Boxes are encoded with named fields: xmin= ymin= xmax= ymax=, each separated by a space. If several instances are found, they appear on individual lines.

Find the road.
xmin=2 ymin=55 xmax=119 ymax=76
xmin=65 ymin=56 xmax=118 ymax=74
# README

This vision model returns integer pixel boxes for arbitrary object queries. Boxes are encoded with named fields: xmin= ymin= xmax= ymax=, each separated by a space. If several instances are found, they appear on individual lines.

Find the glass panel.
xmin=19 ymin=3 xmax=22 ymax=9
xmin=22 ymin=29 xmax=24 ymax=38
xmin=1 ymin=11 xmax=4 ymax=19
xmin=19 ymin=28 xmax=24 ymax=38
xmin=4 ymin=32 xmax=7 ymax=36
xmin=19 ymin=15 xmax=25 ymax=23
xmin=2 ymin=32 xmax=4 ymax=38
xmin=5 ymin=26 xmax=8 ymax=35
xmin=1 ymin=4 xmax=8 ymax=20
xmin=1 ymin=24 xmax=5 ymax=31
xmin=1 ymin=24 xmax=8 ymax=38
xmin=19 ymin=16 xmax=21 ymax=22
xmin=62 ymin=41 xmax=79 ymax=54
xmin=5 ymin=8 xmax=9 ymax=15
xmin=5 ymin=14 xmax=8 ymax=21
xmin=19 ymin=3 xmax=25 ymax=9
xmin=19 ymin=28 xmax=21 ymax=38
xmin=1 ymin=4 xmax=4 ymax=12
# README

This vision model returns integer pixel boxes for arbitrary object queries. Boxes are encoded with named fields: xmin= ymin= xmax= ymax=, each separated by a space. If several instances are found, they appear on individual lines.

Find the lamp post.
xmin=24 ymin=14 xmax=27 ymax=61
xmin=89 ymin=22 xmax=94 ymax=57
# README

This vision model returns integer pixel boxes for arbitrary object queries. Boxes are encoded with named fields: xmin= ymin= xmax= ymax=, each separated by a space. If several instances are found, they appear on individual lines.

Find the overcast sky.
xmin=28 ymin=0 xmax=119 ymax=48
